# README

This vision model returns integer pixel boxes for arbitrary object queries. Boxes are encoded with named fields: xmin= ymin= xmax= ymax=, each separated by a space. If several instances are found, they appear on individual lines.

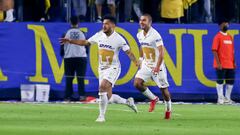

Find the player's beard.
xmin=140 ymin=24 xmax=145 ymax=30
xmin=104 ymin=28 xmax=114 ymax=36
xmin=142 ymin=25 xmax=150 ymax=33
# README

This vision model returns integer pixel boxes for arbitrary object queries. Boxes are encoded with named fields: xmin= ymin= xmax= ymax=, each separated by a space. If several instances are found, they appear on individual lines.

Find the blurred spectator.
xmin=72 ymin=0 xmax=87 ymax=22
xmin=160 ymin=0 xmax=184 ymax=23
xmin=0 ymin=0 xmax=15 ymax=22
xmin=95 ymin=0 xmax=116 ymax=22
xmin=48 ymin=0 xmax=66 ymax=22
xmin=1 ymin=0 xmax=239 ymax=23
xmin=14 ymin=0 xmax=23 ymax=22
xmin=215 ymin=0 xmax=236 ymax=23
xmin=203 ymin=0 xmax=212 ymax=23
xmin=143 ymin=0 xmax=160 ymax=22
xmin=189 ymin=0 xmax=204 ymax=23
xmin=22 ymin=0 xmax=50 ymax=22
xmin=188 ymin=0 xmax=212 ymax=23
xmin=0 ymin=2 xmax=5 ymax=22
xmin=124 ymin=0 xmax=143 ymax=22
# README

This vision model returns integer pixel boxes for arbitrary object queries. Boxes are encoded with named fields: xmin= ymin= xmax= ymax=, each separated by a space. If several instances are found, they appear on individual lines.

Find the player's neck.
xmin=143 ymin=27 xmax=151 ymax=36
xmin=71 ymin=25 xmax=78 ymax=28
xmin=105 ymin=30 xmax=114 ymax=37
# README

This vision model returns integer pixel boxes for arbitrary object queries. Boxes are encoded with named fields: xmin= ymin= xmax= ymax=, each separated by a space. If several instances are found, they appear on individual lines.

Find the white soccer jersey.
xmin=88 ymin=31 xmax=130 ymax=68
xmin=137 ymin=27 xmax=164 ymax=68
xmin=136 ymin=27 xmax=169 ymax=88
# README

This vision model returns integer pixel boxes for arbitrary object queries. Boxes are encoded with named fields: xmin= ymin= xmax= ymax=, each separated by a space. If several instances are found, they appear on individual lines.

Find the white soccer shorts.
xmin=135 ymin=63 xmax=169 ymax=88
xmin=98 ymin=66 xmax=121 ymax=87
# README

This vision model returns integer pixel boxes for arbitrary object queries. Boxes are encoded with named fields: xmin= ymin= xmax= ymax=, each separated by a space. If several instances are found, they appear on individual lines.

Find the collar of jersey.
xmin=219 ymin=31 xmax=228 ymax=36
xmin=103 ymin=31 xmax=116 ymax=38
xmin=141 ymin=27 xmax=153 ymax=38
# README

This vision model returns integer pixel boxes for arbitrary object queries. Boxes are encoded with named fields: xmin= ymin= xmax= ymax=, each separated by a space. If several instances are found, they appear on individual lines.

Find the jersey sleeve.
xmin=87 ymin=32 xmax=99 ymax=45
xmin=154 ymin=33 xmax=164 ymax=47
xmin=212 ymin=35 xmax=219 ymax=51
xmin=78 ymin=31 xmax=86 ymax=40
xmin=119 ymin=36 xmax=130 ymax=52
xmin=64 ymin=31 xmax=70 ymax=39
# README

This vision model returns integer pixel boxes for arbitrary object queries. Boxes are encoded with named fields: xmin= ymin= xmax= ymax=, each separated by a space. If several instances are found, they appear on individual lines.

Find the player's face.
xmin=139 ymin=16 xmax=151 ymax=30
xmin=102 ymin=19 xmax=114 ymax=34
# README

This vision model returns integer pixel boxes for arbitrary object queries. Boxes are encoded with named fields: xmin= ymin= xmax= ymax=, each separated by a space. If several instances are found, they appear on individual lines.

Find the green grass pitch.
xmin=0 ymin=102 xmax=240 ymax=135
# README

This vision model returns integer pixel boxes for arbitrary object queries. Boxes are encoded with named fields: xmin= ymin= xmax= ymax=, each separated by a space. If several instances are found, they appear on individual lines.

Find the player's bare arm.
xmin=125 ymin=50 xmax=139 ymax=67
xmin=138 ymin=48 xmax=143 ymax=67
xmin=59 ymin=38 xmax=91 ymax=46
xmin=153 ymin=45 xmax=164 ymax=74
xmin=233 ymin=53 xmax=237 ymax=69
xmin=233 ymin=50 xmax=237 ymax=69
xmin=139 ymin=48 xmax=143 ymax=58
xmin=234 ymin=59 xmax=237 ymax=69
xmin=212 ymin=50 xmax=222 ymax=70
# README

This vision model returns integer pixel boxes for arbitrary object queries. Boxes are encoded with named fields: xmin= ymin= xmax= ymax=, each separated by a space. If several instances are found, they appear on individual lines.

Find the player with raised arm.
xmin=60 ymin=15 xmax=139 ymax=122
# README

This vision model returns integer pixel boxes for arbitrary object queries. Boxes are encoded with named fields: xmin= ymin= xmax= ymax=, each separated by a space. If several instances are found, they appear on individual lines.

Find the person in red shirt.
xmin=212 ymin=20 xmax=236 ymax=104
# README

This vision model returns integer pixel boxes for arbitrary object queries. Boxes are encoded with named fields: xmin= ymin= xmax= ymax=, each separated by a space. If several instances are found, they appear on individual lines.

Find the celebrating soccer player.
xmin=60 ymin=15 xmax=139 ymax=122
xmin=134 ymin=14 xmax=172 ymax=119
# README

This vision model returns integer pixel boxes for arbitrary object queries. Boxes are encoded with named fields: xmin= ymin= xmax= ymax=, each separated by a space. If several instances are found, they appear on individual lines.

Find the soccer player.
xmin=60 ymin=15 xmax=138 ymax=122
xmin=134 ymin=14 xmax=172 ymax=119
xmin=212 ymin=20 xmax=236 ymax=104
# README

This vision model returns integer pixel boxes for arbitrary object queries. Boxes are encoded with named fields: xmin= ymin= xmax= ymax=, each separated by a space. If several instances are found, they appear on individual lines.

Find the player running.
xmin=60 ymin=15 xmax=138 ymax=122
xmin=134 ymin=14 xmax=172 ymax=119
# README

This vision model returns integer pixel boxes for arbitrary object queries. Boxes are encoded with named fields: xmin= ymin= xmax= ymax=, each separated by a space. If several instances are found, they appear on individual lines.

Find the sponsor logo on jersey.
xmin=223 ymin=40 xmax=232 ymax=45
xmin=70 ymin=31 xmax=80 ymax=40
xmin=140 ymin=42 xmax=150 ymax=46
xmin=99 ymin=44 xmax=114 ymax=49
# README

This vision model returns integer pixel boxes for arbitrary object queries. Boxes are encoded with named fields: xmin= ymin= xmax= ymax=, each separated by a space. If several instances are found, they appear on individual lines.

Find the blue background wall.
xmin=0 ymin=23 xmax=239 ymax=101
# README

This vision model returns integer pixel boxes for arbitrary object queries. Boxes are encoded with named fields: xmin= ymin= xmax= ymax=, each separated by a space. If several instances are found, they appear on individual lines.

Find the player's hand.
xmin=136 ymin=60 xmax=142 ymax=67
xmin=234 ymin=62 xmax=237 ymax=69
xmin=152 ymin=67 xmax=160 ymax=75
xmin=59 ymin=38 xmax=71 ymax=45
xmin=137 ymin=57 xmax=143 ymax=68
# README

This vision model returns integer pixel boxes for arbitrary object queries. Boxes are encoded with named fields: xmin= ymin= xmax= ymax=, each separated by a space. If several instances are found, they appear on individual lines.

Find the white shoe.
xmin=217 ymin=97 xmax=224 ymax=105
xmin=224 ymin=98 xmax=235 ymax=104
xmin=127 ymin=97 xmax=138 ymax=113
xmin=95 ymin=115 xmax=105 ymax=122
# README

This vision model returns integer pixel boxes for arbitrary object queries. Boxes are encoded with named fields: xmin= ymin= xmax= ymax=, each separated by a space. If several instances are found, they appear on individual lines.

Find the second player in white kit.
xmin=134 ymin=14 xmax=172 ymax=119
xmin=135 ymin=27 xmax=169 ymax=89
